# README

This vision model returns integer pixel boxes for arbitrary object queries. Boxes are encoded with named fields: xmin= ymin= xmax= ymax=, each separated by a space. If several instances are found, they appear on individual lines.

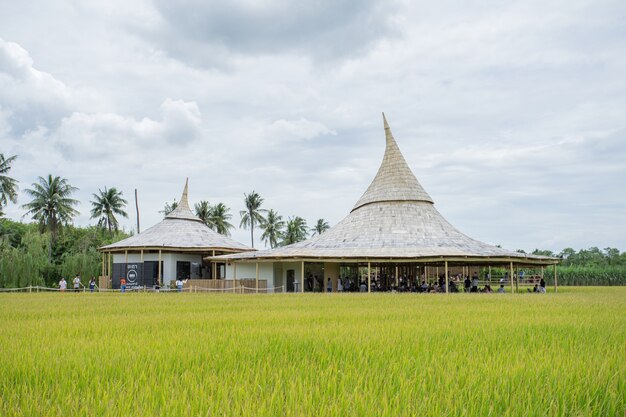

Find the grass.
xmin=0 ymin=287 xmax=624 ymax=416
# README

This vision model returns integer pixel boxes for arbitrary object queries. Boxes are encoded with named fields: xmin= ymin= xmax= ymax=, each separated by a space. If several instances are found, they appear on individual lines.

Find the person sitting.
xmin=538 ymin=285 xmax=546 ymax=294
xmin=420 ymin=281 xmax=428 ymax=292
xmin=449 ymin=280 xmax=458 ymax=293
xmin=497 ymin=284 xmax=505 ymax=293
xmin=464 ymin=276 xmax=471 ymax=293
xmin=359 ymin=281 xmax=367 ymax=292
xmin=483 ymin=284 xmax=492 ymax=293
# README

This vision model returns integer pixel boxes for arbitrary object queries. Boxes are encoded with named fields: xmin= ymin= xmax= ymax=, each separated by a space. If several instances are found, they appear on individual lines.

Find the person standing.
xmin=337 ymin=278 xmax=343 ymax=292
xmin=471 ymin=273 xmax=479 ymax=293
xmin=59 ymin=277 xmax=67 ymax=292
xmin=176 ymin=279 xmax=183 ymax=292
xmin=154 ymin=278 xmax=160 ymax=292
xmin=326 ymin=278 xmax=332 ymax=293
xmin=73 ymin=274 xmax=81 ymax=293
xmin=89 ymin=277 xmax=96 ymax=292
xmin=120 ymin=277 xmax=126 ymax=293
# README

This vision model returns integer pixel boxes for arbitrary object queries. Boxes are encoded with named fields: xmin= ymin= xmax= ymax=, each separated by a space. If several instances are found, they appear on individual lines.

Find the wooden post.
xmin=367 ymin=262 xmax=371 ymax=293
xmin=488 ymin=265 xmax=492 ymax=283
xmin=541 ymin=266 xmax=544 ymax=281
xmin=300 ymin=261 xmax=304 ymax=293
xmin=509 ymin=262 xmax=514 ymax=294
xmin=554 ymin=264 xmax=558 ymax=293
xmin=124 ymin=250 xmax=128 ymax=265
xmin=395 ymin=265 xmax=399 ymax=288
xmin=233 ymin=262 xmax=237 ymax=293
xmin=107 ymin=252 xmax=111 ymax=278
xmin=158 ymin=249 xmax=162 ymax=286
xmin=101 ymin=253 xmax=105 ymax=277
xmin=212 ymin=250 xmax=216 ymax=280
xmin=445 ymin=261 xmax=449 ymax=293
xmin=255 ymin=262 xmax=259 ymax=292
xmin=515 ymin=265 xmax=519 ymax=293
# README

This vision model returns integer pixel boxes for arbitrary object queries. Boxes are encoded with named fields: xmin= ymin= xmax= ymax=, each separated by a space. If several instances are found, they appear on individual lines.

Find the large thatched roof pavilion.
xmin=99 ymin=180 xmax=252 ymax=289
xmin=215 ymin=114 xmax=559 ymax=293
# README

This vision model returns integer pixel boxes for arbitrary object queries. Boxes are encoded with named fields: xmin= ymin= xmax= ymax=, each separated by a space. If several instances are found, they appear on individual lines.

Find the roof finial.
xmin=180 ymin=177 xmax=189 ymax=208
xmin=351 ymin=113 xmax=434 ymax=211
xmin=166 ymin=177 xmax=201 ymax=221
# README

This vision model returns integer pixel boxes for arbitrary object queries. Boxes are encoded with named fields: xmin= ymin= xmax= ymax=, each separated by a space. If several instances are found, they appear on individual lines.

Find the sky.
xmin=1 ymin=0 xmax=625 ymax=252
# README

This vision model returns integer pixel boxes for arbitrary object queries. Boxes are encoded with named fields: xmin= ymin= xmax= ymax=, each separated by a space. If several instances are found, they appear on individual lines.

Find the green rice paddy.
xmin=0 ymin=288 xmax=624 ymax=416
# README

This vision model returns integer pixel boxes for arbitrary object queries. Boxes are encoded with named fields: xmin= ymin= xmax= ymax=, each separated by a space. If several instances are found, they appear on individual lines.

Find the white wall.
xmin=225 ymin=262 xmax=276 ymax=288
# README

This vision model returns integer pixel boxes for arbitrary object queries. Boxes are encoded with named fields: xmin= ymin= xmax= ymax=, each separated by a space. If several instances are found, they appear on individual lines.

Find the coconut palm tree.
xmin=161 ymin=199 xmax=178 ymax=216
xmin=311 ymin=218 xmax=330 ymax=236
xmin=210 ymin=203 xmax=234 ymax=236
xmin=194 ymin=201 xmax=213 ymax=228
xmin=260 ymin=209 xmax=285 ymax=248
xmin=282 ymin=216 xmax=308 ymax=246
xmin=90 ymin=187 xmax=128 ymax=233
xmin=22 ymin=175 xmax=79 ymax=260
xmin=239 ymin=191 xmax=267 ymax=248
xmin=0 ymin=153 xmax=18 ymax=216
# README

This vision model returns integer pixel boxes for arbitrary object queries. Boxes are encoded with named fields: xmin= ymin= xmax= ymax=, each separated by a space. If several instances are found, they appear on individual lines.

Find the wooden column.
xmin=300 ymin=261 xmax=305 ymax=293
xmin=509 ymin=262 xmax=514 ymax=294
xmin=233 ymin=262 xmax=237 ymax=293
xmin=367 ymin=262 xmax=371 ymax=293
xmin=124 ymin=250 xmax=128 ymax=265
xmin=101 ymin=253 xmax=105 ymax=277
xmin=212 ymin=250 xmax=216 ymax=280
xmin=395 ymin=265 xmax=399 ymax=288
xmin=107 ymin=253 xmax=111 ymax=278
xmin=445 ymin=261 xmax=449 ymax=293
xmin=488 ymin=265 xmax=492 ymax=282
xmin=158 ymin=249 xmax=162 ymax=285
xmin=554 ymin=265 xmax=558 ymax=293
xmin=255 ymin=262 xmax=259 ymax=292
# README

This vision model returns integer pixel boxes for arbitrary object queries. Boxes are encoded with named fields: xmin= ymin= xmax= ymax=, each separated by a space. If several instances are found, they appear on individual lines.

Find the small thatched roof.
xmin=100 ymin=180 xmax=252 ymax=253
xmin=217 ymin=114 xmax=557 ymax=265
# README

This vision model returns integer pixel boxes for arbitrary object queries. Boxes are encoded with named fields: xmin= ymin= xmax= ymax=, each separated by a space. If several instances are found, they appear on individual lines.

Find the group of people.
xmin=58 ymin=274 xmax=98 ymax=292
xmin=319 ymin=271 xmax=547 ymax=294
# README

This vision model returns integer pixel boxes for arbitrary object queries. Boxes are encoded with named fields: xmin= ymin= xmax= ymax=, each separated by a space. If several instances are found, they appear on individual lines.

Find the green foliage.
xmin=239 ymin=190 xmax=267 ymax=248
xmin=0 ymin=153 xmax=19 ymax=214
xmin=0 ymin=230 xmax=47 ymax=287
xmin=0 ymin=219 xmax=129 ymax=287
xmin=90 ymin=187 xmax=128 ymax=232
xmin=260 ymin=209 xmax=285 ymax=248
xmin=282 ymin=216 xmax=308 ymax=246
xmin=0 ymin=289 xmax=624 ymax=416
xmin=195 ymin=201 xmax=235 ymax=236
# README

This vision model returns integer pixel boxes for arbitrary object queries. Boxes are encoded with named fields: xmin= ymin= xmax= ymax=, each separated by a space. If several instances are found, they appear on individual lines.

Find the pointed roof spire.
xmin=166 ymin=178 xmax=202 ymax=221
xmin=351 ymin=113 xmax=433 ymax=212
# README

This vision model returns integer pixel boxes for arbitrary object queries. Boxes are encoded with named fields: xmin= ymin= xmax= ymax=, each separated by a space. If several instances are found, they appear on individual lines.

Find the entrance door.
xmin=286 ymin=270 xmax=295 ymax=292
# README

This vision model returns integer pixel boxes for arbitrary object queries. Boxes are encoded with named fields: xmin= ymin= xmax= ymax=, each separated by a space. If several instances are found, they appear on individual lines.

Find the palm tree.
xmin=282 ymin=216 xmax=308 ymax=246
xmin=0 ymin=153 xmax=18 ymax=216
xmin=161 ymin=199 xmax=178 ymax=216
xmin=194 ymin=201 xmax=213 ymax=228
xmin=239 ymin=191 xmax=267 ymax=248
xmin=261 ymin=209 xmax=285 ymax=248
xmin=210 ymin=203 xmax=234 ymax=236
xmin=311 ymin=218 xmax=330 ymax=236
xmin=90 ymin=187 xmax=128 ymax=233
xmin=22 ymin=175 xmax=79 ymax=260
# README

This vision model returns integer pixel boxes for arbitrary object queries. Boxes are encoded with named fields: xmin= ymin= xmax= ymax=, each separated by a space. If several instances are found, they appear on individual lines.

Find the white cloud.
xmin=1 ymin=1 xmax=625 ymax=251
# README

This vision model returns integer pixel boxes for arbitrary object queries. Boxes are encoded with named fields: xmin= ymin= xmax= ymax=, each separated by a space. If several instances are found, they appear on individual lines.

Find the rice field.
xmin=0 ymin=288 xmax=624 ymax=416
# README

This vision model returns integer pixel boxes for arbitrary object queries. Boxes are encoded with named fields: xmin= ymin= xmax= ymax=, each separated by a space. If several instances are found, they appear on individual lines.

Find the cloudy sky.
xmin=1 ymin=0 xmax=625 ymax=252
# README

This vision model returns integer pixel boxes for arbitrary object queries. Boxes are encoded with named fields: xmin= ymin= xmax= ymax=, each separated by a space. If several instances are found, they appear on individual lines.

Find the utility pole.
xmin=135 ymin=188 xmax=140 ymax=234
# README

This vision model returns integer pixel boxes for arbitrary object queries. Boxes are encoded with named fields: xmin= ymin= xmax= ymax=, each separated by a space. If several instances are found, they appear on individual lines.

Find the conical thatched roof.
xmin=100 ymin=180 xmax=251 ymax=253
xmin=218 ymin=114 xmax=556 ymax=264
